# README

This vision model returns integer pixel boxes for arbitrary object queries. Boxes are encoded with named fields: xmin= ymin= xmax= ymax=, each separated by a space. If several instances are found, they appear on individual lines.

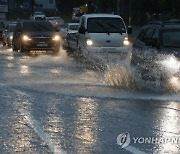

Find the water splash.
xmin=104 ymin=63 xmax=141 ymax=89
xmin=156 ymin=55 xmax=180 ymax=93
xmin=101 ymin=50 xmax=180 ymax=93
xmin=102 ymin=52 xmax=141 ymax=89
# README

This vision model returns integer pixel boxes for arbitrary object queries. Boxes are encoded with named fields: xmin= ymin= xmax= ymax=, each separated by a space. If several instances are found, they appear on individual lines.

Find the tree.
xmin=56 ymin=0 xmax=85 ymax=13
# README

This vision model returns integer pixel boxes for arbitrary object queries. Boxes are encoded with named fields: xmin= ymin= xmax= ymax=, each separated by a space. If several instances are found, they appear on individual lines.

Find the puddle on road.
xmin=18 ymin=49 xmax=73 ymax=65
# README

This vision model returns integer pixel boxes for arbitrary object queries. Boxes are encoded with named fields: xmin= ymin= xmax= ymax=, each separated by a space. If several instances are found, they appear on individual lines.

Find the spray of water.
xmin=157 ymin=55 xmax=180 ymax=92
xmin=102 ymin=51 xmax=141 ymax=90
xmin=101 ymin=49 xmax=180 ymax=93
xmin=104 ymin=63 xmax=141 ymax=89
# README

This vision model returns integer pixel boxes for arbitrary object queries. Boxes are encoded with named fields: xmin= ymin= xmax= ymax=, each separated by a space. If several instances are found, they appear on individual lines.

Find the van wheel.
xmin=12 ymin=43 xmax=18 ymax=52
xmin=20 ymin=43 xmax=26 ymax=53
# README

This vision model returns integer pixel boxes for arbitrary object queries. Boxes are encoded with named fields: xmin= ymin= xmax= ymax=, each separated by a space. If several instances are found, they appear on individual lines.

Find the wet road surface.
xmin=0 ymin=45 xmax=180 ymax=154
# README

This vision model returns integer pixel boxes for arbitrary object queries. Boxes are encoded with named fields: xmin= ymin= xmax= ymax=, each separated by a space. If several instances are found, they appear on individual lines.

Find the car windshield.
xmin=69 ymin=25 xmax=79 ymax=30
xmin=34 ymin=17 xmax=46 ymax=20
xmin=162 ymin=30 xmax=180 ymax=48
xmin=23 ymin=22 xmax=54 ymax=32
xmin=55 ymin=17 xmax=62 ymax=20
xmin=87 ymin=17 xmax=126 ymax=33
xmin=9 ymin=25 xmax=16 ymax=32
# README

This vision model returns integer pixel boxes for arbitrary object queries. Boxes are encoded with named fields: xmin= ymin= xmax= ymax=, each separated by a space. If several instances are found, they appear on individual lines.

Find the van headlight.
xmin=86 ymin=39 xmax=93 ymax=46
xmin=123 ymin=37 xmax=130 ymax=46
xmin=23 ymin=35 xmax=31 ymax=41
xmin=52 ymin=35 xmax=60 ymax=41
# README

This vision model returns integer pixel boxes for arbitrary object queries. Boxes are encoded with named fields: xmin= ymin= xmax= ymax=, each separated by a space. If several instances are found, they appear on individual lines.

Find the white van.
xmin=77 ymin=14 xmax=132 ymax=61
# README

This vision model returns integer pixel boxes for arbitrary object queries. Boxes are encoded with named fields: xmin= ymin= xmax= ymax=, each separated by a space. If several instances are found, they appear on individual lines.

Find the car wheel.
xmin=19 ymin=43 xmax=26 ymax=53
xmin=3 ymin=42 xmax=6 ymax=46
xmin=7 ymin=43 xmax=11 ymax=47
xmin=7 ymin=38 xmax=11 ymax=47
xmin=12 ymin=43 xmax=18 ymax=52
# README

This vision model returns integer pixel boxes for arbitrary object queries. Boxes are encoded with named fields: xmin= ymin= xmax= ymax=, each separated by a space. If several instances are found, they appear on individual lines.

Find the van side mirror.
xmin=79 ymin=27 xmax=86 ymax=34
xmin=127 ymin=26 xmax=132 ymax=34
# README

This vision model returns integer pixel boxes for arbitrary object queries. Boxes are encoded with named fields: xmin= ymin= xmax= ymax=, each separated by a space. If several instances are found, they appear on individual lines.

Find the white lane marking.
xmin=125 ymin=145 xmax=147 ymax=154
xmin=19 ymin=108 xmax=67 ymax=154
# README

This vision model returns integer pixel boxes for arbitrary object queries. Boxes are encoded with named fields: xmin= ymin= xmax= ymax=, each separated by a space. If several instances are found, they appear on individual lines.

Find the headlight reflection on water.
xmin=154 ymin=102 xmax=180 ymax=154
xmin=20 ymin=65 xmax=30 ymax=75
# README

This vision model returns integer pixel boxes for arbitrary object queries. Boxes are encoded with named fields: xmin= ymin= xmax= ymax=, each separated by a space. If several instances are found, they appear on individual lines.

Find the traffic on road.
xmin=0 ymin=7 xmax=179 ymax=154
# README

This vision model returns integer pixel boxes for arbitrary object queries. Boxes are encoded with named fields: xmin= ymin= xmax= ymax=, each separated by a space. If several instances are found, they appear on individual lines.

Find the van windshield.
xmin=87 ymin=17 xmax=126 ymax=33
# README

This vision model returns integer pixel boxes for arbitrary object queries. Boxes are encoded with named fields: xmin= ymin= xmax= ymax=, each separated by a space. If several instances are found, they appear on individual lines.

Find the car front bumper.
xmin=22 ymin=41 xmax=60 ymax=51
xmin=81 ymin=46 xmax=132 ymax=62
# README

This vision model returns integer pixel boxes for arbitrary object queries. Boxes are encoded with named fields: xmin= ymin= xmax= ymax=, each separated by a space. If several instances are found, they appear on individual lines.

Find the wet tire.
xmin=12 ymin=43 xmax=18 ymax=52
xmin=3 ymin=42 xmax=6 ymax=46
xmin=19 ymin=43 xmax=26 ymax=53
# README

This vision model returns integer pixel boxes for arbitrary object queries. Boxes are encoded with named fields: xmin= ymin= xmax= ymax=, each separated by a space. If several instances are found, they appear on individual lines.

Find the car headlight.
xmin=123 ymin=37 xmax=130 ymax=46
xmin=10 ymin=36 xmax=13 ymax=40
xmin=86 ymin=39 xmax=93 ymax=46
xmin=23 ymin=35 xmax=31 ymax=41
xmin=52 ymin=35 xmax=60 ymax=41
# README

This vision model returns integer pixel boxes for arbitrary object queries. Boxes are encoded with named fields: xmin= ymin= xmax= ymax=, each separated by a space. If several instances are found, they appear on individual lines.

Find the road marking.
xmin=13 ymin=89 xmax=66 ymax=154
xmin=19 ymin=108 xmax=66 ymax=154
xmin=125 ymin=145 xmax=147 ymax=154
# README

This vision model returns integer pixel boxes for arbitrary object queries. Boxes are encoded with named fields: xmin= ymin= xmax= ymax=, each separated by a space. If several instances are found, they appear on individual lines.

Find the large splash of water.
xmin=102 ymin=51 xmax=141 ymax=90
xmin=157 ymin=55 xmax=180 ymax=92
xmin=101 ymin=51 xmax=180 ymax=93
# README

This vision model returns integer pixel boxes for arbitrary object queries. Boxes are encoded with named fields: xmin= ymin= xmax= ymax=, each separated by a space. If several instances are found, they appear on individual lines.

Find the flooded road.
xmin=0 ymin=45 xmax=180 ymax=154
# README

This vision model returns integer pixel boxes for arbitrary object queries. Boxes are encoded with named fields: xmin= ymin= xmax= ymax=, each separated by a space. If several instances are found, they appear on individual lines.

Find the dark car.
xmin=0 ymin=20 xmax=5 ymax=41
xmin=2 ymin=23 xmax=17 ymax=46
xmin=46 ymin=16 xmax=64 ymax=28
xmin=12 ymin=20 xmax=60 ymax=54
xmin=131 ymin=21 xmax=180 ymax=81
